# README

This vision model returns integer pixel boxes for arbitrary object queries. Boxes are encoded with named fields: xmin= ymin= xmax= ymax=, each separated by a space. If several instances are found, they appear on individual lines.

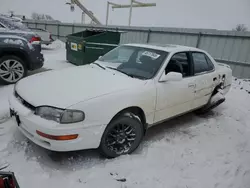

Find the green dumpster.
xmin=66 ymin=30 xmax=121 ymax=66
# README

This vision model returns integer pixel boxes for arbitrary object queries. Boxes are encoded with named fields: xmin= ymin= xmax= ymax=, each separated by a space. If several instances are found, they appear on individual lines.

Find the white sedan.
xmin=9 ymin=44 xmax=232 ymax=158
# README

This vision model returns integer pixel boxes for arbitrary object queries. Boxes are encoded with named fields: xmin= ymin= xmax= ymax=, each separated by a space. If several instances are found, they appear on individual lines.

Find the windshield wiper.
xmin=106 ymin=67 xmax=134 ymax=78
xmin=92 ymin=62 xmax=106 ymax=70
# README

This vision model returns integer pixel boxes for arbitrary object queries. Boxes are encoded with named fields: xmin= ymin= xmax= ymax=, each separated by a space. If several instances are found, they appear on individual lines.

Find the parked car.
xmin=0 ymin=34 xmax=44 ymax=84
xmin=28 ymin=27 xmax=54 ymax=45
xmin=0 ymin=171 xmax=20 ymax=188
xmin=0 ymin=16 xmax=42 ymax=52
xmin=9 ymin=44 xmax=232 ymax=158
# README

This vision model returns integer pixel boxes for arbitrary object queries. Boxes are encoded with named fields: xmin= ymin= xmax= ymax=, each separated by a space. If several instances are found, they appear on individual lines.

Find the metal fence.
xmin=24 ymin=20 xmax=250 ymax=78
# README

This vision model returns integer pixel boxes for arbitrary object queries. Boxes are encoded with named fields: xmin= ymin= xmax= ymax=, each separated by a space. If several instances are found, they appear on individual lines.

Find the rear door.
xmin=190 ymin=51 xmax=217 ymax=109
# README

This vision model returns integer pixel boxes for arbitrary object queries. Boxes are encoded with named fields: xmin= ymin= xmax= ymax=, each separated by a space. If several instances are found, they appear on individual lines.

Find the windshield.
xmin=0 ymin=17 xmax=30 ymax=31
xmin=98 ymin=45 xmax=168 ymax=79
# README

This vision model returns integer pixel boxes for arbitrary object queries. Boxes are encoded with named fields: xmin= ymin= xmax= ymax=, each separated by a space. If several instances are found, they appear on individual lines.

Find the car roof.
xmin=123 ymin=43 xmax=205 ymax=53
xmin=0 ymin=16 xmax=31 ymax=32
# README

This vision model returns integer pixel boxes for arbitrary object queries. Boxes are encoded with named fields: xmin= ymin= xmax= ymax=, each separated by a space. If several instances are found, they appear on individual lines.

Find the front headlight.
xmin=61 ymin=110 xmax=85 ymax=124
xmin=35 ymin=106 xmax=85 ymax=124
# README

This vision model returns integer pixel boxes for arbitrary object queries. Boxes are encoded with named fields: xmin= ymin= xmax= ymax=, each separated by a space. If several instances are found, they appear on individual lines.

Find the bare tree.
xmin=31 ymin=12 xmax=54 ymax=21
xmin=233 ymin=24 xmax=248 ymax=32
xmin=31 ymin=12 xmax=40 ymax=20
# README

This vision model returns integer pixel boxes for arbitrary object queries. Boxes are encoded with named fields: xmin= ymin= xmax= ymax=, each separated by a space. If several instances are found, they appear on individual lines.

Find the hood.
xmin=15 ymin=65 xmax=145 ymax=108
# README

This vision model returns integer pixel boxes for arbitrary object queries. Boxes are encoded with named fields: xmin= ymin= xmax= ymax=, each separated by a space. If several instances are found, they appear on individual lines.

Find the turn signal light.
xmin=36 ymin=130 xmax=78 ymax=141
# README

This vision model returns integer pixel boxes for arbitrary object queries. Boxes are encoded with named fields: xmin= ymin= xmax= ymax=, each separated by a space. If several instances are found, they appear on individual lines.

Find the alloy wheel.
xmin=0 ymin=59 xmax=24 ymax=83
xmin=105 ymin=123 xmax=137 ymax=155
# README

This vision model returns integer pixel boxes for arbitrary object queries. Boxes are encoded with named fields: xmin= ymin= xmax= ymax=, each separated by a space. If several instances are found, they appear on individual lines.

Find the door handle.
xmin=188 ymin=83 xmax=196 ymax=88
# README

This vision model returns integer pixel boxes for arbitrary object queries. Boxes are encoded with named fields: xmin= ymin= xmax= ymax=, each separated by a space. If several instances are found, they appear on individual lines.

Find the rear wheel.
xmin=0 ymin=56 xmax=27 ymax=85
xmin=99 ymin=113 xmax=144 ymax=158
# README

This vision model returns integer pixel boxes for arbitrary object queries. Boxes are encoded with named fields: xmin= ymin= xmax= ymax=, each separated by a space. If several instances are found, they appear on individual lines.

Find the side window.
xmin=165 ymin=52 xmax=190 ymax=77
xmin=205 ymin=55 xmax=215 ymax=71
xmin=192 ymin=52 xmax=214 ymax=74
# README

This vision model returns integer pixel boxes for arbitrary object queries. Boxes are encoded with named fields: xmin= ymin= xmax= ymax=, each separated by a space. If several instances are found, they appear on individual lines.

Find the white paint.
xmin=155 ymin=76 xmax=196 ymax=122
xmin=9 ymin=43 xmax=232 ymax=152
xmin=14 ymin=65 xmax=145 ymax=108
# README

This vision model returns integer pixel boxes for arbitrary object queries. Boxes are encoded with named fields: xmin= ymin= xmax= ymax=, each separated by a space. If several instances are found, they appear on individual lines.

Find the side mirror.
xmin=98 ymin=56 xmax=102 ymax=60
xmin=159 ymin=72 xmax=183 ymax=82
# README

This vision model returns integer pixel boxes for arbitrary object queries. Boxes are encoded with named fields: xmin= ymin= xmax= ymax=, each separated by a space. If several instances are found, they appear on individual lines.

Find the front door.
xmin=154 ymin=52 xmax=195 ymax=123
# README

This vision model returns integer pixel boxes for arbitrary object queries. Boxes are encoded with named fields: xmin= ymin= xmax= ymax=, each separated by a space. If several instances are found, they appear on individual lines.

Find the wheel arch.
xmin=0 ymin=48 xmax=29 ymax=67
xmin=212 ymin=82 xmax=224 ymax=96
xmin=109 ymin=106 xmax=147 ymax=132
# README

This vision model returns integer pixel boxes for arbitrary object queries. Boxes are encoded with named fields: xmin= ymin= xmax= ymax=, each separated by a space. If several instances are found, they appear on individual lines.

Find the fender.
xmin=0 ymin=47 xmax=29 ymax=61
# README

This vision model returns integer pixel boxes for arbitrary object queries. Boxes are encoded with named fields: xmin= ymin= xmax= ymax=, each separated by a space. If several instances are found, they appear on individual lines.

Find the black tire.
xmin=99 ymin=113 xmax=144 ymax=158
xmin=0 ymin=55 xmax=27 ymax=85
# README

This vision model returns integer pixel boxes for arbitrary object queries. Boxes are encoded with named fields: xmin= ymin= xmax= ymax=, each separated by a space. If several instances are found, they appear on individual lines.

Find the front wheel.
xmin=0 ymin=56 xmax=27 ymax=85
xmin=99 ymin=113 xmax=144 ymax=158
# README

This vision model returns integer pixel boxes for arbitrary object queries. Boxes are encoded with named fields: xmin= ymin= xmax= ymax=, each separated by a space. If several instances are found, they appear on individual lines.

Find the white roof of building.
xmin=124 ymin=43 xmax=204 ymax=53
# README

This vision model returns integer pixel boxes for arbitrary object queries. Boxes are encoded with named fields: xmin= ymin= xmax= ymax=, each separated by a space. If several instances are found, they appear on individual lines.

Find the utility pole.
xmin=66 ymin=0 xmax=102 ymax=25
xmin=81 ymin=12 xmax=85 ymax=24
xmin=106 ymin=0 xmax=156 ymax=26
xmin=106 ymin=1 xmax=120 ymax=25
xmin=129 ymin=0 xmax=133 ymax=26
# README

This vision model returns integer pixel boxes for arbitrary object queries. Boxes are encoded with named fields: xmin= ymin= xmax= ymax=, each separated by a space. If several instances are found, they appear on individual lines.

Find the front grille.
xmin=14 ymin=91 xmax=36 ymax=111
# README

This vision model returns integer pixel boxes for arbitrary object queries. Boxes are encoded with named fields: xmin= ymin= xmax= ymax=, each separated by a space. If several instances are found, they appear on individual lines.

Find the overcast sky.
xmin=1 ymin=0 xmax=249 ymax=30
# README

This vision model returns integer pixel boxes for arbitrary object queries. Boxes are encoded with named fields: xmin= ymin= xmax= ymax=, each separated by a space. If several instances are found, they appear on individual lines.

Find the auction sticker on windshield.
xmin=142 ymin=51 xmax=160 ymax=59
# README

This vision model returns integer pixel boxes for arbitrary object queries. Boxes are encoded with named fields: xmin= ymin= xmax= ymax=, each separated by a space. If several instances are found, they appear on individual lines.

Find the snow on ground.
xmin=41 ymin=40 xmax=74 ymax=70
xmin=1 ymin=41 xmax=250 ymax=188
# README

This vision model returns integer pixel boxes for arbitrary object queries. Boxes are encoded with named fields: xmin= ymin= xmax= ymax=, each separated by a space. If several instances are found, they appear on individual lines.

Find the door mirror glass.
xmin=159 ymin=72 xmax=183 ymax=82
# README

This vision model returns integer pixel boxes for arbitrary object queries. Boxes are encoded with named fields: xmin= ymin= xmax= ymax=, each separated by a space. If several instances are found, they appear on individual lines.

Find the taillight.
xmin=30 ymin=36 xmax=41 ymax=43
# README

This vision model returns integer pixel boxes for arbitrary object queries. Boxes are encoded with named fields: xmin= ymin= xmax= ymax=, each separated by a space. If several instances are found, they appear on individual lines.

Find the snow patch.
xmin=3 ymin=38 xmax=24 ymax=46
